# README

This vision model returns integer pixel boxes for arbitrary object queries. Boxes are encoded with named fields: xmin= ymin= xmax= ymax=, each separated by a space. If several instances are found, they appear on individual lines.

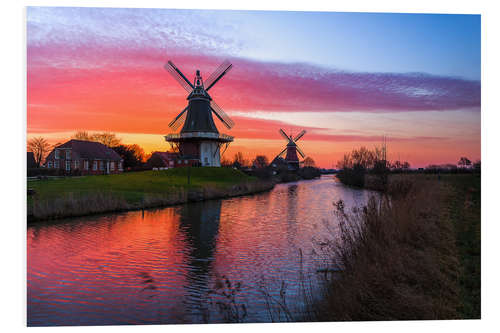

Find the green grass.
xmin=28 ymin=167 xmax=256 ymax=203
xmin=27 ymin=168 xmax=267 ymax=221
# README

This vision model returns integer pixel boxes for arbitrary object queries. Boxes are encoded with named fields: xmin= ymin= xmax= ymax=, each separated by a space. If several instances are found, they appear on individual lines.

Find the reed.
xmin=310 ymin=177 xmax=461 ymax=320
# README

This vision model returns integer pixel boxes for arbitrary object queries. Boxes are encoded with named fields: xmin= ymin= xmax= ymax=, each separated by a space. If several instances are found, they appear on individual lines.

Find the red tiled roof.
xmin=45 ymin=139 xmax=123 ymax=161
xmin=151 ymin=151 xmax=178 ymax=164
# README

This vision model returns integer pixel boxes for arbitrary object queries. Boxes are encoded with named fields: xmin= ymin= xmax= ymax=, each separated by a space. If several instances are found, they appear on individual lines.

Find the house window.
xmin=169 ymin=161 xmax=174 ymax=166
xmin=48 ymin=161 xmax=53 ymax=168
xmin=84 ymin=160 xmax=89 ymax=170
xmin=55 ymin=150 xmax=60 ymax=159
xmin=100 ymin=161 xmax=105 ymax=171
xmin=74 ymin=160 xmax=79 ymax=169
xmin=184 ymin=160 xmax=188 ymax=164
xmin=55 ymin=161 xmax=59 ymax=168
xmin=119 ymin=162 xmax=123 ymax=170
xmin=66 ymin=160 xmax=71 ymax=171
xmin=204 ymin=157 xmax=208 ymax=165
xmin=66 ymin=150 xmax=71 ymax=159
xmin=110 ymin=161 xmax=115 ymax=171
xmin=93 ymin=161 xmax=98 ymax=171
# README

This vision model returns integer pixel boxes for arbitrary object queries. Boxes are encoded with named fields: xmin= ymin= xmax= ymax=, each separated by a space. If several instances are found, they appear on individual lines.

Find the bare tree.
xmin=27 ymin=137 xmax=51 ymax=167
xmin=72 ymin=131 xmax=92 ymax=141
xmin=72 ymin=131 xmax=122 ymax=147
xmin=303 ymin=156 xmax=316 ymax=167
xmin=221 ymin=158 xmax=232 ymax=167
xmin=90 ymin=132 xmax=121 ymax=147
xmin=252 ymin=155 xmax=269 ymax=169
xmin=458 ymin=157 xmax=472 ymax=169
xmin=233 ymin=152 xmax=248 ymax=168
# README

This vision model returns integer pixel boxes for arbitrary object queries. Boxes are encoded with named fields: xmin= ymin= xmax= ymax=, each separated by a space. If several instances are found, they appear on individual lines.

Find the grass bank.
xmin=310 ymin=173 xmax=480 ymax=320
xmin=27 ymin=167 xmax=275 ymax=222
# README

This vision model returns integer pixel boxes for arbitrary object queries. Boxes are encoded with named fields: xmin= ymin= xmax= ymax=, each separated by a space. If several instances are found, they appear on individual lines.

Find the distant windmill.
xmin=163 ymin=60 xmax=235 ymax=167
xmin=275 ymin=129 xmax=306 ymax=170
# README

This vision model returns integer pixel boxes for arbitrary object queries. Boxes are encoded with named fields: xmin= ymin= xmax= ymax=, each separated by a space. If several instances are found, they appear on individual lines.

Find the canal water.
xmin=27 ymin=175 xmax=375 ymax=326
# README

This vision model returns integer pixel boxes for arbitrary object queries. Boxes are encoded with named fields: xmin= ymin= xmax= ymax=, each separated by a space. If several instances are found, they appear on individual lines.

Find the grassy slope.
xmin=28 ymin=167 xmax=256 ymax=203
xmin=27 ymin=168 xmax=265 ymax=221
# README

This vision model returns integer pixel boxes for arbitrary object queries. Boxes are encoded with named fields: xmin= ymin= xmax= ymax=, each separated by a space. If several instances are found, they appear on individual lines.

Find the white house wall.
xmin=199 ymin=141 xmax=220 ymax=167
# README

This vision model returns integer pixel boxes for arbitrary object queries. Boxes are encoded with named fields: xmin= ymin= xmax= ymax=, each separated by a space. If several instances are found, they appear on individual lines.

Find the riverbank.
xmin=315 ymin=173 xmax=480 ymax=320
xmin=27 ymin=168 xmax=275 ymax=222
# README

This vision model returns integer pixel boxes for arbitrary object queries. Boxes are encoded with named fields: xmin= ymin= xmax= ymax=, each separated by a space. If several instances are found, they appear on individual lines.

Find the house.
xmin=27 ymin=152 xmax=37 ymax=169
xmin=146 ymin=151 xmax=185 ymax=169
xmin=44 ymin=139 xmax=123 ymax=175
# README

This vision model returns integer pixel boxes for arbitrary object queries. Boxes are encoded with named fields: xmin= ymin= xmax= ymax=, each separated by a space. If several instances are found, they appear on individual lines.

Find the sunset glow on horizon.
xmin=27 ymin=7 xmax=481 ymax=168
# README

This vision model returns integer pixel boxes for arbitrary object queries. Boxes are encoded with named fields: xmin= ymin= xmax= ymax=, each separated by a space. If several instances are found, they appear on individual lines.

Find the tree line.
xmin=336 ymin=145 xmax=480 ymax=187
xmin=222 ymin=152 xmax=316 ymax=169
xmin=28 ymin=132 xmax=319 ymax=171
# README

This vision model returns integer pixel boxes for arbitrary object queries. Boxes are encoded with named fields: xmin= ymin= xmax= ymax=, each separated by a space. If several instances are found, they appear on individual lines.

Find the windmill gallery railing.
xmin=164 ymin=132 xmax=234 ymax=142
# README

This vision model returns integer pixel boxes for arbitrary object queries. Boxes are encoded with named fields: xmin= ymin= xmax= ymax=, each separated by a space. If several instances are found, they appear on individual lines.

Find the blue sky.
xmin=211 ymin=10 xmax=481 ymax=79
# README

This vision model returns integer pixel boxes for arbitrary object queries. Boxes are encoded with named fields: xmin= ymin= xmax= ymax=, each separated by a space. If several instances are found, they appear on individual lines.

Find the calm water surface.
xmin=27 ymin=175 xmax=375 ymax=326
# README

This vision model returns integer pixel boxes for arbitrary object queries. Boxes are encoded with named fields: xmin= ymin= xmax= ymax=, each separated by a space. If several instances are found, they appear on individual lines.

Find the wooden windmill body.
xmin=275 ymin=129 xmax=307 ymax=170
xmin=163 ymin=60 xmax=235 ymax=167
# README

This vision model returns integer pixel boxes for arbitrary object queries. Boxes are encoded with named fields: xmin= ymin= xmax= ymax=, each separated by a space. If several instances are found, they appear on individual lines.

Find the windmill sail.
xmin=277 ymin=147 xmax=287 ymax=157
xmin=296 ymin=146 xmax=306 ymax=158
xmin=294 ymin=130 xmax=306 ymax=142
xmin=279 ymin=128 xmax=291 ymax=141
xmin=205 ymin=62 xmax=233 ymax=91
xmin=164 ymin=61 xmax=194 ymax=92
xmin=210 ymin=101 xmax=234 ymax=129
xmin=168 ymin=106 xmax=189 ymax=130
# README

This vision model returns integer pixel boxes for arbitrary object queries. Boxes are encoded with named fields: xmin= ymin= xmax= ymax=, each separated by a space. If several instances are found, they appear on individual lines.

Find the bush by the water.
xmin=297 ymin=166 xmax=321 ymax=180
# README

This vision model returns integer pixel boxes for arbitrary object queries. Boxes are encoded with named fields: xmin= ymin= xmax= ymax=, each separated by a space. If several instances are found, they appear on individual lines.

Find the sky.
xmin=27 ymin=7 xmax=481 ymax=168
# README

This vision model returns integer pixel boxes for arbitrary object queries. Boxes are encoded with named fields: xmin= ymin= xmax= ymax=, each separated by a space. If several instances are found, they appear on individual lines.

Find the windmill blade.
xmin=205 ymin=61 xmax=233 ymax=91
xmin=276 ymin=147 xmax=287 ymax=158
xmin=168 ymin=106 xmax=188 ymax=130
xmin=210 ymin=101 xmax=235 ymax=129
xmin=204 ymin=60 xmax=230 ymax=86
xmin=294 ymin=130 xmax=306 ymax=142
xmin=164 ymin=60 xmax=194 ymax=93
xmin=279 ymin=128 xmax=291 ymax=141
xmin=296 ymin=146 xmax=306 ymax=158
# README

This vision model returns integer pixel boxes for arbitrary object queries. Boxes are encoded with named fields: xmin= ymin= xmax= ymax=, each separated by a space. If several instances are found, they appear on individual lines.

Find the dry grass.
xmin=310 ymin=178 xmax=461 ymax=321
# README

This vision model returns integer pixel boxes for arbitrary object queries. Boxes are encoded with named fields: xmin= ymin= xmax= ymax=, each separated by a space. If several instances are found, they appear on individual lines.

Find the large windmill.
xmin=275 ymin=129 xmax=307 ymax=170
xmin=164 ymin=60 xmax=235 ymax=167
